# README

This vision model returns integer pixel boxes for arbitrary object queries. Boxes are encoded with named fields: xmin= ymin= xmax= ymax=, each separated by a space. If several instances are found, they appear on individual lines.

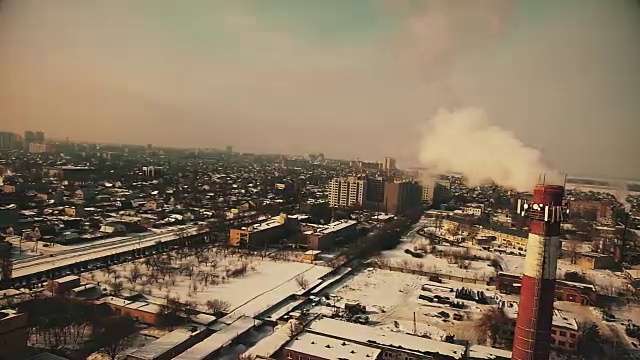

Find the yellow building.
xmin=229 ymin=214 xmax=291 ymax=247
xmin=478 ymin=228 xmax=528 ymax=251
xmin=576 ymin=252 xmax=616 ymax=270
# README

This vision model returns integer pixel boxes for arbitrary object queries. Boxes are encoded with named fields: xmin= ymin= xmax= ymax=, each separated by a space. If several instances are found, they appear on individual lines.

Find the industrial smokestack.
xmin=512 ymin=184 xmax=567 ymax=360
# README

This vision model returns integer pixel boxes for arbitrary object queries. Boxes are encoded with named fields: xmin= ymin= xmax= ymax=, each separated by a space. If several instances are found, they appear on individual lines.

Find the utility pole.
xmin=413 ymin=312 xmax=417 ymax=334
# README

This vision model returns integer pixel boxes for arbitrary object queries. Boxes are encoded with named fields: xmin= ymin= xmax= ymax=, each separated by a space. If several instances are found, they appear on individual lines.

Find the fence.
xmin=371 ymin=263 xmax=489 ymax=285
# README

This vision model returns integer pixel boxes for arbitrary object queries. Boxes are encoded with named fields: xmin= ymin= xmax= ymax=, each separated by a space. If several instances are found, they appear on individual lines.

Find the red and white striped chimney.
xmin=512 ymin=184 xmax=566 ymax=360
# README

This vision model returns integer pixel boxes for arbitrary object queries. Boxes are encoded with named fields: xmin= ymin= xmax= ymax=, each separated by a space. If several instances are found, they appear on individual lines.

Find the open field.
xmin=311 ymin=268 xmax=505 ymax=344
xmin=380 ymin=226 xmax=631 ymax=293
xmin=82 ymin=249 xmax=332 ymax=317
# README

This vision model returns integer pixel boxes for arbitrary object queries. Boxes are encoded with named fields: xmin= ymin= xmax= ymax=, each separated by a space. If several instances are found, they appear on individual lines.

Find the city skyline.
xmin=1 ymin=1 xmax=639 ymax=181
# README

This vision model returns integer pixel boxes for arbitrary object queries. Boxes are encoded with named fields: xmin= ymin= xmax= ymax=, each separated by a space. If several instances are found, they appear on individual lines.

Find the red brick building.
xmin=46 ymin=275 xmax=81 ymax=295
xmin=496 ymin=272 xmax=597 ymax=306
xmin=95 ymin=296 xmax=164 ymax=326
xmin=0 ymin=309 xmax=28 ymax=360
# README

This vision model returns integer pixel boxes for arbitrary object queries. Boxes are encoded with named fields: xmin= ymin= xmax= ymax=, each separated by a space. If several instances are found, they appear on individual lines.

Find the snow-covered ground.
xmin=82 ymin=251 xmax=332 ymax=317
xmin=498 ymin=253 xmax=630 ymax=291
xmin=378 ymin=228 xmax=498 ymax=280
xmin=315 ymin=268 xmax=501 ymax=344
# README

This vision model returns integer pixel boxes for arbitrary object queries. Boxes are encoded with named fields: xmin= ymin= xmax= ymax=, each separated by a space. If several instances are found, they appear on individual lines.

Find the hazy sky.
xmin=1 ymin=0 xmax=639 ymax=179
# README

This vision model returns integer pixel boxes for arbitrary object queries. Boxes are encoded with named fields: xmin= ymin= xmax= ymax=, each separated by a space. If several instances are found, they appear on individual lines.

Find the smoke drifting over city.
xmin=418 ymin=108 xmax=554 ymax=191
xmin=1 ymin=1 xmax=639 ymax=180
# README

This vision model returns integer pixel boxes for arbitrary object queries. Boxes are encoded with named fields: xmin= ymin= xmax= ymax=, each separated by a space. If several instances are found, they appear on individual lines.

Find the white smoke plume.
xmin=418 ymin=107 xmax=557 ymax=191
xmin=614 ymin=181 xmax=632 ymax=213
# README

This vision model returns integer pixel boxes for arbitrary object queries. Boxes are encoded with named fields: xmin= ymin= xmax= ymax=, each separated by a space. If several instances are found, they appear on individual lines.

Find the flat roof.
xmin=468 ymin=345 xmax=512 ymax=360
xmin=244 ymin=322 xmax=293 ymax=358
xmin=286 ymin=331 xmax=381 ymax=360
xmin=128 ymin=329 xmax=195 ymax=360
xmin=53 ymin=275 xmax=80 ymax=284
xmin=307 ymin=318 xmax=465 ymax=359
xmin=579 ymin=251 xmax=612 ymax=258
xmin=97 ymin=297 xmax=163 ymax=314
xmin=500 ymin=301 xmax=578 ymax=331
xmin=239 ymin=217 xmax=284 ymax=233
xmin=173 ymin=316 xmax=255 ymax=360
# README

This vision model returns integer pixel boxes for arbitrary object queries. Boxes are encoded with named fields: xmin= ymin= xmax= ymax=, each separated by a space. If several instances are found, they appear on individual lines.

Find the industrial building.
xmin=297 ymin=317 xmax=511 ymax=360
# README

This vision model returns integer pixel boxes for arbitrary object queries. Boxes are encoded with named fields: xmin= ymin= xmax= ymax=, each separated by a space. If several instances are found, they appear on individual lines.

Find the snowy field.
xmin=377 ymin=226 xmax=498 ymax=280
xmin=315 ymin=268 xmax=503 ymax=344
xmin=385 ymin=225 xmax=631 ymax=292
xmin=82 ymin=250 xmax=332 ymax=317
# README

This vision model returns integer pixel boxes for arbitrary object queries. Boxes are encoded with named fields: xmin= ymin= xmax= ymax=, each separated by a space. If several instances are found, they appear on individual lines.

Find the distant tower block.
xmin=512 ymin=184 xmax=568 ymax=360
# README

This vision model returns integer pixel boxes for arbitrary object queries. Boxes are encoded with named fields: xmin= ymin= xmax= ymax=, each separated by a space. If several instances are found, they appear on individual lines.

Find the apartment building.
xmin=383 ymin=157 xmax=396 ymax=171
xmin=383 ymin=180 xmax=422 ymax=214
xmin=229 ymin=214 xmax=298 ymax=247
xmin=328 ymin=177 xmax=367 ymax=208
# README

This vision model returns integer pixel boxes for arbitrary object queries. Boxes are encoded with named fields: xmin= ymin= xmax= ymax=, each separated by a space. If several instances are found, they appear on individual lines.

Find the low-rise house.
xmin=498 ymin=301 xmax=579 ymax=353
xmin=576 ymin=252 xmax=616 ymax=270
xmin=496 ymin=272 xmax=598 ymax=306
xmin=95 ymin=296 xmax=164 ymax=326
xmin=46 ymin=275 xmax=81 ymax=295
xmin=70 ymin=284 xmax=102 ymax=300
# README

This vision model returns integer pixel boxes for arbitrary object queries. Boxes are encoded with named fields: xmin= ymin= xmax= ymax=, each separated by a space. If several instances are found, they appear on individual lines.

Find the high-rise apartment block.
xmin=328 ymin=177 xmax=367 ymax=208
xmin=329 ymin=176 xmax=422 ymax=214
xmin=0 ymin=132 xmax=20 ymax=150
xmin=383 ymin=180 xmax=422 ymax=214
xmin=383 ymin=157 xmax=396 ymax=171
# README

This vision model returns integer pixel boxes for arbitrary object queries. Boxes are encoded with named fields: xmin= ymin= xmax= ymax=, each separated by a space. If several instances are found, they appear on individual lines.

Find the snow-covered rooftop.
xmin=128 ymin=328 xmax=197 ymax=360
xmin=499 ymin=301 xmax=578 ymax=331
xmin=307 ymin=317 xmax=465 ymax=359
xmin=243 ymin=322 xmax=293 ymax=358
xmin=285 ymin=331 xmax=381 ymax=360
xmin=468 ymin=345 xmax=512 ymax=360
xmin=173 ymin=316 xmax=255 ymax=360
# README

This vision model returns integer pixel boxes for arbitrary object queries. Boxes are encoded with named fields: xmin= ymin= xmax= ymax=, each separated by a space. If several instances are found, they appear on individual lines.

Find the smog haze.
xmin=1 ymin=0 xmax=639 ymax=180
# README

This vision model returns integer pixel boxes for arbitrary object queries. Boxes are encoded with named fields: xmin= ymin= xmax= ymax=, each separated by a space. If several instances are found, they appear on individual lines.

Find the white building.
xmin=383 ymin=156 xmax=396 ymax=171
xmin=461 ymin=204 xmax=484 ymax=217
xmin=328 ymin=177 xmax=367 ymax=208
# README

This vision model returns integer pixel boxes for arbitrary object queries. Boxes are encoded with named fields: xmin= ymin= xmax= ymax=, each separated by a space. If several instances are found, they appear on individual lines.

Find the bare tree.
xmin=295 ymin=274 xmax=309 ymax=290
xmin=95 ymin=316 xmax=136 ymax=360
xmin=129 ymin=263 xmax=142 ymax=283
xmin=237 ymin=354 xmax=257 ymax=360
xmin=475 ymin=306 xmax=509 ymax=346
xmin=567 ymin=240 xmax=581 ymax=265
xmin=111 ymin=281 xmax=124 ymax=296
xmin=205 ymin=299 xmax=231 ymax=314
xmin=287 ymin=320 xmax=303 ymax=337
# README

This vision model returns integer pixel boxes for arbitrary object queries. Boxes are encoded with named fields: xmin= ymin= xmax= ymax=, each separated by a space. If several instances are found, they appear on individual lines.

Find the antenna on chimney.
xmin=543 ymin=173 xmax=546 ymax=185
xmin=563 ymin=174 xmax=567 ymax=189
